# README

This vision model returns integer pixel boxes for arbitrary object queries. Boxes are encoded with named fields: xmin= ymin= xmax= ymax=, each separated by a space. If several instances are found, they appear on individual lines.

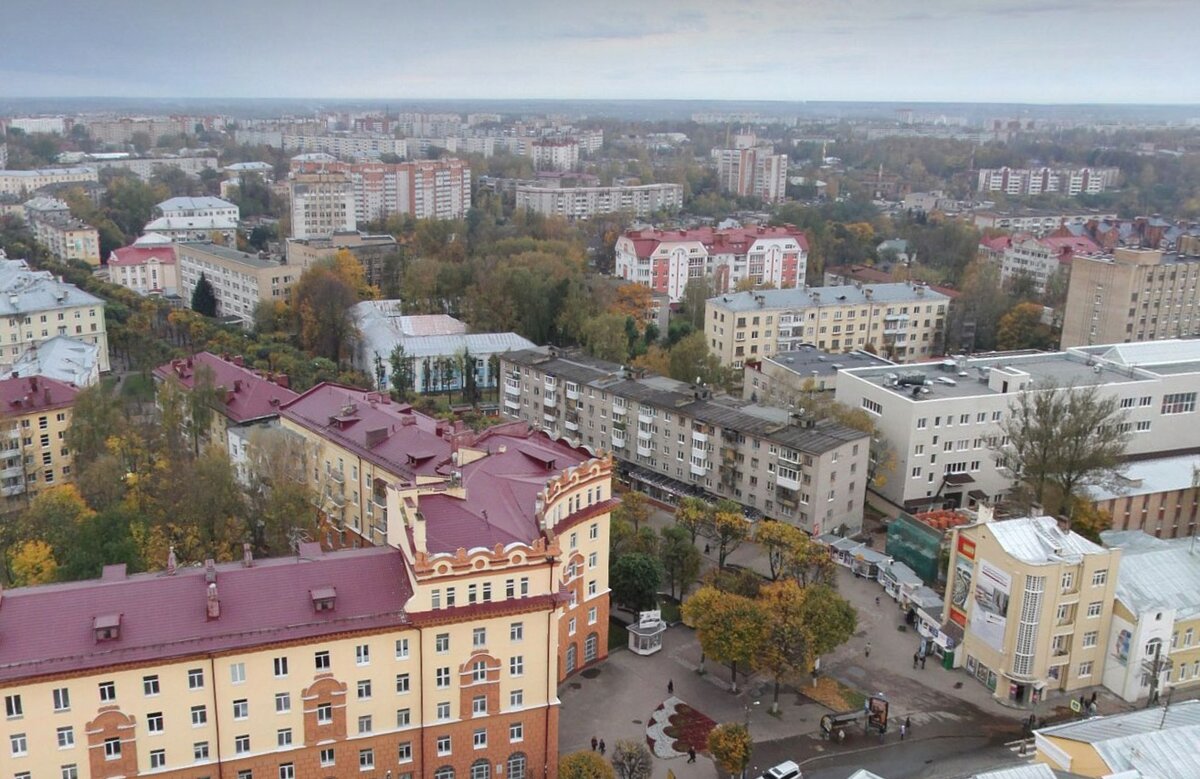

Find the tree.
xmin=559 ymin=751 xmax=615 ymax=779
xmin=659 ymin=525 xmax=702 ymax=599
xmin=243 ymin=427 xmax=319 ymax=556
xmin=1068 ymin=497 xmax=1113 ymax=544
xmin=996 ymin=302 xmax=1054 ymax=351
xmin=185 ymin=363 xmax=222 ymax=457
xmin=796 ymin=583 xmax=858 ymax=658
xmin=291 ymin=263 xmax=360 ymax=364
xmin=64 ymin=383 xmax=129 ymax=464
xmin=782 ymin=532 xmax=836 ymax=587
xmin=57 ymin=507 xmax=142 ymax=581
xmin=191 ymin=272 xmax=218 ymax=317
xmin=992 ymin=383 xmax=1130 ymax=520
xmin=754 ymin=580 xmax=811 ymax=712
xmin=683 ymin=586 xmax=768 ymax=692
xmin=608 ymin=283 xmax=653 ymax=330
xmin=610 ymin=553 xmax=663 ymax=612
xmin=707 ymin=723 xmax=752 ymax=777
xmin=631 ymin=344 xmax=670 ymax=376
xmin=610 ymin=740 xmax=653 ymax=779
xmin=705 ymin=508 xmax=750 ymax=571
xmin=680 ymin=277 xmax=713 ymax=332
xmin=675 ymin=496 xmax=710 ymax=544
xmin=613 ymin=490 xmax=650 ymax=532
xmin=389 ymin=343 xmax=416 ymax=397
xmin=668 ymin=332 xmax=727 ymax=388
xmin=581 ymin=313 xmax=630 ymax=363
xmin=755 ymin=520 xmax=806 ymax=581
xmin=9 ymin=540 xmax=58 ymax=585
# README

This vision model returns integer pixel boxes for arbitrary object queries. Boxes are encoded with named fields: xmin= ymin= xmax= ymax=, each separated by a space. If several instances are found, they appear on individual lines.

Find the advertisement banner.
xmin=969 ymin=558 xmax=1011 ymax=652
xmin=949 ymin=554 xmax=973 ymax=627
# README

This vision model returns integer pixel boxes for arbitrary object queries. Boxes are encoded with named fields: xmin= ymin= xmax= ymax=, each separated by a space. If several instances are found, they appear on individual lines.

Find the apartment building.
xmin=108 ymin=241 xmax=178 ymax=296
xmin=976 ymin=167 xmax=1120 ymax=196
xmin=500 ymin=348 xmax=870 ymax=536
xmin=0 ymin=166 xmax=98 ymax=197
xmin=1102 ymin=532 xmax=1200 ymax=703
xmin=289 ymin=158 xmax=471 ymax=226
xmin=530 ymin=139 xmax=579 ymax=171
xmin=972 ymin=209 xmax=1118 ymax=236
xmin=1060 ymin=248 xmax=1200 ymax=348
xmin=712 ymin=146 xmax=788 ymax=203
xmin=285 ymin=232 xmax=398 ymax=288
xmin=945 ymin=516 xmax=1120 ymax=706
xmin=156 ymin=196 xmax=240 ymax=222
xmin=176 ymin=243 xmax=298 ymax=328
xmin=283 ymin=132 xmax=409 ymax=159
xmin=26 ymin=213 xmax=101 ymax=265
xmin=705 ymin=283 xmax=949 ymax=368
xmin=989 ymin=233 xmax=1101 ymax=294
xmin=833 ymin=340 xmax=1200 ymax=512
xmin=742 ymin=348 xmax=894 ymax=405
xmin=515 ymin=182 xmax=683 ymax=220
xmin=289 ymin=172 xmax=357 ymax=239
xmin=0 ymin=375 xmax=79 ymax=505
xmin=615 ymin=225 xmax=808 ymax=303
xmin=82 ymin=116 xmax=189 ymax=146
xmin=0 ymin=259 xmax=109 ymax=373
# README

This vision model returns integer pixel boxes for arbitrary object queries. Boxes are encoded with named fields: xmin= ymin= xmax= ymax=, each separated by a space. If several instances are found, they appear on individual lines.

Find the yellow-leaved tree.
xmin=10 ymin=540 xmax=59 ymax=585
xmin=707 ymin=722 xmax=752 ymax=776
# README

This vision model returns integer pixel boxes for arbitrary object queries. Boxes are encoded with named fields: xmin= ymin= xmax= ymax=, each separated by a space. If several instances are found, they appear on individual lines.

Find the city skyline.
xmin=4 ymin=0 xmax=1200 ymax=104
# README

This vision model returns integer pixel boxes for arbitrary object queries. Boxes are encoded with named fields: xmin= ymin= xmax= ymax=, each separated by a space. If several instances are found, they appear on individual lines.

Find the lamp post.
xmin=742 ymin=700 xmax=760 ymax=779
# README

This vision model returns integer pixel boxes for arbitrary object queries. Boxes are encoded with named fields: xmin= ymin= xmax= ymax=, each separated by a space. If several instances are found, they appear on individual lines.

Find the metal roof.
xmin=1089 ymin=454 xmax=1200 ymax=501
xmin=970 ymin=766 xmax=1057 ymax=779
xmin=1098 ymin=339 xmax=1200 ymax=367
xmin=10 ymin=336 xmax=99 ymax=386
xmin=0 ymin=259 xmax=104 ymax=315
xmin=1038 ymin=701 xmax=1200 ymax=779
xmin=987 ymin=516 xmax=1107 ymax=564
xmin=710 ymin=282 xmax=949 ymax=313
xmin=1111 ymin=537 xmax=1200 ymax=620
xmin=156 ymin=196 xmax=238 ymax=212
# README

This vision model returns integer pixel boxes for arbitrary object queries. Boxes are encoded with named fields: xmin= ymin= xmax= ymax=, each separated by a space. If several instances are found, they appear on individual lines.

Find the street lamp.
xmin=742 ymin=700 xmax=760 ymax=779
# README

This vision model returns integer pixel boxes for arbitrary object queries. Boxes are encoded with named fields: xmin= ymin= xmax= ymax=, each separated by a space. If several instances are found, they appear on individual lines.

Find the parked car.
xmin=757 ymin=760 xmax=803 ymax=779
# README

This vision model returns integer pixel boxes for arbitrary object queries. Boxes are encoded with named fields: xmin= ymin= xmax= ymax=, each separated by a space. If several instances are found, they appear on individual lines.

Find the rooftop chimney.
xmin=242 ymin=542 xmax=253 ymax=568
xmin=206 ymin=582 xmax=220 ymax=620
xmin=166 ymin=546 xmax=177 ymax=575
xmin=204 ymin=558 xmax=217 ymax=584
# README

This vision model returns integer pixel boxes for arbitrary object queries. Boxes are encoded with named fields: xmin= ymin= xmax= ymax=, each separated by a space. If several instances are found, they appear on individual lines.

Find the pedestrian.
xmin=668 ymin=679 xmax=674 ymax=695
xmin=837 ymin=728 xmax=846 ymax=744
xmin=704 ymin=543 xmax=710 ymax=555
xmin=913 ymin=652 xmax=919 ymax=669
xmin=865 ymin=641 xmax=871 ymax=658
xmin=591 ymin=736 xmax=597 ymax=752
xmin=900 ymin=723 xmax=907 ymax=740
xmin=905 ymin=716 xmax=911 ymax=731
xmin=876 ymin=596 xmax=881 ymax=607
xmin=599 ymin=739 xmax=606 ymax=756
xmin=1090 ymin=691 xmax=1098 ymax=705
xmin=687 ymin=746 xmax=696 ymax=763
xmin=920 ymin=654 xmax=927 ymax=669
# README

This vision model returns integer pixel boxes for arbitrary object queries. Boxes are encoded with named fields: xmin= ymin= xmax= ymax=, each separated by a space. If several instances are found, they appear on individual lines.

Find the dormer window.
xmin=94 ymin=614 xmax=121 ymax=641
xmin=311 ymin=586 xmax=337 ymax=613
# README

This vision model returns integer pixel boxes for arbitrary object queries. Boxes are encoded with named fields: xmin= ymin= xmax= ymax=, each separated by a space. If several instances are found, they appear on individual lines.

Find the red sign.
xmin=957 ymin=535 xmax=977 ymax=561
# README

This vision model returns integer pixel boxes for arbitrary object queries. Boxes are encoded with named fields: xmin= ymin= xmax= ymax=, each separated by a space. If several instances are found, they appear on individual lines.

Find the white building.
xmin=141 ymin=215 xmax=238 ymax=244
xmin=0 ymin=167 xmax=98 ymax=197
xmin=515 ymin=182 xmax=683 ymax=220
xmin=834 ymin=339 xmax=1200 ymax=512
xmin=531 ymin=139 xmax=579 ymax=171
xmin=8 ymin=117 xmax=67 ymax=135
xmin=156 ymin=196 xmax=240 ymax=222
xmin=0 ymin=259 xmax=109 ymax=373
xmin=10 ymin=335 xmax=101 ymax=387
xmin=993 ymin=234 xmax=1101 ymax=294
xmin=108 ymin=238 xmax=178 ymax=296
xmin=977 ymin=167 xmax=1120 ymax=196
xmin=289 ymin=172 xmax=357 ymax=239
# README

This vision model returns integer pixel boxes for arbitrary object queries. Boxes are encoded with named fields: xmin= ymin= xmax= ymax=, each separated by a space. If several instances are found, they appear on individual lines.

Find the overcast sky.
xmin=3 ymin=0 xmax=1198 ymax=103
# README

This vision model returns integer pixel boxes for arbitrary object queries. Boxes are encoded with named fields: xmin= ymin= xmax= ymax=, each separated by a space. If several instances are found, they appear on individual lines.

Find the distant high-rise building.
xmin=976 ymin=166 xmax=1120 ymax=196
xmin=289 ymin=157 xmax=470 ymax=224
xmin=712 ymin=146 xmax=788 ymax=203
xmin=289 ymin=172 xmax=357 ymax=239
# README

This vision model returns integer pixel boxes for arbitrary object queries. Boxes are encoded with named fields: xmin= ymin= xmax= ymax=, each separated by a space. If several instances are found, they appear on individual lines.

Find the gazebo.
xmin=626 ymin=609 xmax=667 ymax=656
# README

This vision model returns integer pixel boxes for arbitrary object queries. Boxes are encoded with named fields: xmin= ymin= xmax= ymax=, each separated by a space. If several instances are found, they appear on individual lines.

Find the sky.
xmin=3 ymin=0 xmax=1199 ymax=103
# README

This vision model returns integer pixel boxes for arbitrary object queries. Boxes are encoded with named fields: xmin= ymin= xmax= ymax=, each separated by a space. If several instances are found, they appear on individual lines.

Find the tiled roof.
xmin=108 ymin=244 xmax=176 ymax=267
xmin=0 ymin=374 xmax=79 ymax=414
xmin=623 ymin=225 xmax=809 ymax=258
xmin=0 ymin=546 xmax=413 ymax=683
xmin=153 ymin=352 xmax=297 ymax=424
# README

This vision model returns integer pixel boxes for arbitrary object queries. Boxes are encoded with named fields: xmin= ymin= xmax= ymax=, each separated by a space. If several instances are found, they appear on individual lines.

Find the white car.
xmin=757 ymin=760 xmax=802 ymax=779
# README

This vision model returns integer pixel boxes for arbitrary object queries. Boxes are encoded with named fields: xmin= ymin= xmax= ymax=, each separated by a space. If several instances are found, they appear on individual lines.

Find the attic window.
xmin=311 ymin=586 xmax=337 ymax=613
xmin=94 ymin=613 xmax=122 ymax=641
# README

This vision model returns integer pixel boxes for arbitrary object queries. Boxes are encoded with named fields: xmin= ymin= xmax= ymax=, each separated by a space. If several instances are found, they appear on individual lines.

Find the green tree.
xmin=704 ymin=507 xmax=750 ymax=571
xmin=796 ymin=583 xmax=858 ymax=658
xmin=668 ymin=332 xmax=727 ymax=387
xmin=659 ymin=525 xmax=702 ymax=599
xmin=610 ymin=739 xmax=653 ymax=779
xmin=996 ymin=301 xmax=1054 ymax=351
xmin=57 ymin=507 xmax=143 ymax=581
xmin=683 ymin=586 xmax=768 ymax=692
xmin=559 ymin=751 xmax=615 ymax=779
xmin=243 ymin=427 xmax=319 ymax=556
xmin=64 ymin=383 xmax=129 ymax=464
xmin=675 ymin=496 xmax=710 ymax=544
xmin=707 ymin=722 xmax=752 ymax=776
xmin=581 ymin=312 xmax=631 ymax=363
xmin=613 ymin=490 xmax=650 ymax=532
xmin=389 ymin=343 xmax=416 ymax=397
xmin=610 ymin=552 xmax=663 ymax=612
xmin=291 ymin=263 xmax=360 ymax=364
xmin=680 ymin=277 xmax=714 ymax=332
xmin=191 ymin=272 xmax=218 ymax=317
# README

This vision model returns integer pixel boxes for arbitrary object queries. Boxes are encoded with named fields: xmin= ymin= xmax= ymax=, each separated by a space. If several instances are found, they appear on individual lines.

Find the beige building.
xmin=1061 ymin=248 xmax=1200 ymax=348
xmin=0 ymin=166 xmax=98 ymax=197
xmin=515 ymin=182 xmax=683 ymax=220
xmin=1033 ymin=700 xmax=1200 ymax=777
xmin=742 ymin=347 xmax=894 ymax=406
xmin=289 ymin=172 xmax=357 ymax=239
xmin=176 ymin=243 xmax=299 ymax=328
xmin=945 ymin=516 xmax=1121 ymax=706
xmin=500 ymin=347 xmax=871 ymax=536
xmin=0 ymin=375 xmax=79 ymax=507
xmin=0 ymin=259 xmax=109 ymax=373
xmin=1088 ymin=454 xmax=1200 ymax=539
xmin=27 ymin=213 xmax=101 ymax=265
xmin=706 ymin=283 xmax=949 ymax=368
xmin=285 ymin=232 xmax=398 ymax=288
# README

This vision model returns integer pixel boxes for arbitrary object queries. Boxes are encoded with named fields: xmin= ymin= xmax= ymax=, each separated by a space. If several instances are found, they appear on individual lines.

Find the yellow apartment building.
xmin=0 ymin=259 xmax=109 ymax=374
xmin=0 ymin=374 xmax=79 ymax=510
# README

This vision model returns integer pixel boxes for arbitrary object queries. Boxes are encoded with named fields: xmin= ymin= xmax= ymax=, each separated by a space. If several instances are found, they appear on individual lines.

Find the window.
xmin=320 ymin=748 xmax=335 ymax=767
xmin=590 ymin=522 xmax=599 ymax=539
xmin=52 ymin=688 xmax=70 ymax=712
xmin=355 ymin=644 xmax=370 ymax=665
xmin=235 ymin=735 xmax=250 ymax=754
xmin=61 ymin=766 xmax=79 ymax=779
xmin=359 ymin=747 xmax=375 ymax=770
xmin=273 ymin=656 xmax=289 ymax=677
xmin=568 ymin=617 xmax=577 ymax=636
xmin=1091 ymin=569 xmax=1108 ymax=586
xmin=472 ymin=660 xmax=488 ymax=682
xmin=510 ymin=722 xmax=524 ymax=742
xmin=435 ymin=768 xmax=455 ymax=779
xmin=230 ymin=662 xmax=246 ymax=684
xmin=473 ymin=695 xmax=487 ymax=715
xmin=588 ymin=580 xmax=597 ymax=597
xmin=588 ymin=551 xmax=598 ymax=569
xmin=1082 ymin=631 xmax=1099 ymax=648
xmin=588 ymin=606 xmax=598 ymax=625
xmin=508 ymin=753 xmax=527 ymax=779
xmin=279 ymin=765 xmax=295 ymax=779
xmin=510 ymin=656 xmax=524 ymax=676
xmin=436 ymin=667 xmax=451 ymax=688
xmin=397 ymin=708 xmax=411 ymax=727
xmin=473 ymin=627 xmax=487 ymax=648
xmin=104 ymin=737 xmax=121 ymax=760
xmin=275 ymin=692 xmax=291 ymax=713
xmin=395 ymin=638 xmax=410 ymax=659
xmin=916 ymin=418 xmax=927 ymax=429
xmin=1061 ymin=571 xmax=1074 ymax=590
xmin=436 ymin=633 xmax=450 ymax=653
xmin=861 ymin=398 xmax=882 ymax=415
xmin=99 ymin=681 xmax=116 ymax=702
xmin=5 ymin=694 xmax=22 ymax=718
xmin=143 ymin=675 xmax=160 ymax=696
xmin=510 ymin=622 xmax=524 ymax=642
xmin=191 ymin=705 xmax=207 ymax=726
xmin=188 ymin=668 xmax=204 ymax=689
xmin=358 ymin=715 xmax=372 ymax=735
xmin=396 ymin=673 xmax=411 ymax=693
xmin=357 ymin=679 xmax=372 ymax=700
xmin=233 ymin=699 xmax=248 ymax=719
xmin=510 ymin=689 xmax=524 ymax=708
xmin=317 ymin=703 xmax=333 ymax=724
xmin=437 ymin=701 xmax=451 ymax=720
xmin=1087 ymin=601 xmax=1102 ymax=618
xmin=473 ymin=729 xmax=487 ymax=749
xmin=1162 ymin=392 xmax=1196 ymax=415
xmin=150 ymin=749 xmax=166 ymax=769
xmin=194 ymin=742 xmax=209 ymax=760
xmin=315 ymin=650 xmax=331 ymax=670
xmin=147 ymin=711 xmax=163 ymax=734
xmin=57 ymin=725 xmax=75 ymax=747
xmin=437 ymin=735 xmax=452 ymax=756
xmin=1078 ymin=660 xmax=1093 ymax=678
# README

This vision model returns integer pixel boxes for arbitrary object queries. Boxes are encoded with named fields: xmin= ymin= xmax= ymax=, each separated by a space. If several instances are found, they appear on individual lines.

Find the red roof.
xmin=154 ymin=352 xmax=298 ymax=425
xmin=0 ymin=546 xmax=413 ymax=683
xmin=108 ymin=244 xmax=177 ymax=267
xmin=1041 ymin=234 xmax=1101 ymax=257
xmin=624 ymin=225 xmax=809 ymax=258
xmin=0 ymin=375 xmax=79 ymax=416
xmin=979 ymin=235 xmax=1011 ymax=252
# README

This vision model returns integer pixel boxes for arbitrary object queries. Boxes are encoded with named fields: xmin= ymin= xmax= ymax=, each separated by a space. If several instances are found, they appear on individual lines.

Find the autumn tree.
xmin=674 ymin=496 xmax=710 ymax=543
xmin=797 ymin=583 xmax=858 ymax=658
xmin=581 ymin=313 xmax=630 ymax=363
xmin=9 ymin=540 xmax=58 ymax=585
xmin=707 ymin=723 xmax=752 ymax=777
xmin=996 ymin=301 xmax=1054 ymax=351
xmin=609 ymin=739 xmax=653 ymax=779
xmin=291 ymin=262 xmax=361 ymax=364
xmin=243 ymin=427 xmax=319 ymax=556
xmin=754 ymin=579 xmax=811 ymax=712
xmin=668 ymin=332 xmax=727 ymax=387
xmin=683 ymin=586 xmax=768 ymax=692
xmin=659 ymin=524 xmax=702 ymax=599
xmin=1068 ymin=496 xmax=1113 ymax=544
xmin=782 ymin=533 xmax=836 ymax=587
xmin=608 ymin=283 xmax=653 ymax=332
xmin=610 ymin=553 xmax=663 ymax=612
xmin=755 ymin=520 xmax=805 ymax=581
xmin=64 ymin=383 xmax=129 ymax=464
xmin=704 ymin=505 xmax=750 ymax=570
xmin=559 ymin=751 xmax=615 ymax=779
xmin=191 ymin=272 xmax=218 ymax=317
xmin=613 ymin=490 xmax=650 ymax=532
xmin=631 ymin=344 xmax=670 ymax=376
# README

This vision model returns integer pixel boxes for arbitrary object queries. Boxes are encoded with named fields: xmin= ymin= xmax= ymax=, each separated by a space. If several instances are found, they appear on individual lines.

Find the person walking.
xmin=599 ymin=739 xmax=606 ymax=756
xmin=900 ymin=722 xmax=907 ymax=740
xmin=687 ymin=746 xmax=697 ymax=763
xmin=904 ymin=716 xmax=911 ymax=731
xmin=913 ymin=652 xmax=919 ymax=669
xmin=591 ymin=736 xmax=597 ymax=752
xmin=668 ymin=679 xmax=674 ymax=695
xmin=865 ymin=641 xmax=871 ymax=658
xmin=920 ymin=654 xmax=927 ymax=669
xmin=876 ymin=596 xmax=881 ymax=607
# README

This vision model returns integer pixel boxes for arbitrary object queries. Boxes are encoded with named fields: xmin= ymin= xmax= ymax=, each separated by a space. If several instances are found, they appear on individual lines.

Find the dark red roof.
xmin=624 ymin=225 xmax=809 ymax=259
xmin=154 ymin=352 xmax=298 ymax=425
xmin=0 ymin=375 xmax=79 ymax=416
xmin=0 ymin=546 xmax=413 ymax=683
xmin=108 ymin=244 xmax=177 ymax=267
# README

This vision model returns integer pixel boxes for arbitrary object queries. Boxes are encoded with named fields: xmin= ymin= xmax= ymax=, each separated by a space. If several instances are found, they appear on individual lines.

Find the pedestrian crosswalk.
xmin=1005 ymin=738 xmax=1036 ymax=760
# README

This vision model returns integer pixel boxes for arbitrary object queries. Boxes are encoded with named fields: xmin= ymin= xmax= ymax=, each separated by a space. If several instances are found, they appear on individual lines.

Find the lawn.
xmin=804 ymin=676 xmax=867 ymax=712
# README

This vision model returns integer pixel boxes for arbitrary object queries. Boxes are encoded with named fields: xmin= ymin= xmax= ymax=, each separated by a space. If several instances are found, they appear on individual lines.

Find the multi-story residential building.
xmin=945 ymin=515 xmax=1120 ymax=706
xmin=0 ymin=374 xmax=79 ymax=505
xmin=0 ymin=259 xmax=109 ymax=373
xmin=833 ymin=340 xmax=1200 ymax=512
xmin=712 ymin=146 xmax=788 ymax=203
xmin=82 ymin=116 xmax=190 ymax=146
xmin=10 ymin=335 xmax=100 ymax=387
xmin=156 ymin=196 xmax=240 ymax=223
xmin=140 ymin=214 xmax=239 ymax=244
xmin=286 ymin=232 xmax=398 ymax=288
xmin=282 ymin=132 xmax=410 ymax=159
xmin=26 ymin=213 xmax=101 ymax=265
xmin=1032 ymin=700 xmax=1200 ymax=777
xmin=66 ymin=154 xmax=219 ymax=181
xmin=1102 ymin=532 xmax=1200 ymax=703
xmin=515 ymin=182 xmax=683 ymax=220
xmin=0 ymin=166 xmax=98 ymax=197
xmin=1060 ymin=248 xmax=1200 ymax=348
xmin=615 ymin=225 xmax=808 ymax=302
xmin=0 ymin=141 xmax=7 ymax=170
xmin=741 ymin=348 xmax=894 ymax=405
xmin=971 ymin=209 xmax=1118 ymax=236
xmin=500 ymin=348 xmax=870 ymax=535
xmin=530 ymin=139 xmax=579 ymax=171
xmin=176 ymin=243 xmax=298 ymax=328
xmin=289 ymin=172 xmax=357 ymax=240
xmin=21 ymin=195 xmax=70 ymax=222
xmin=976 ymin=167 xmax=1120 ymax=196
xmin=290 ymin=157 xmax=472 ymax=224
xmin=989 ymin=233 xmax=1101 ymax=294
xmin=108 ymin=239 xmax=178 ymax=296
xmin=705 ymin=283 xmax=949 ymax=368
xmin=1088 ymin=454 xmax=1200 ymax=539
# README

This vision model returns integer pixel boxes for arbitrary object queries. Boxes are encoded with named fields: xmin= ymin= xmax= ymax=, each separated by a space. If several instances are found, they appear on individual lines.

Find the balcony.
xmin=504 ymin=378 xmax=521 ymax=395
xmin=691 ymin=430 xmax=709 ymax=446
xmin=637 ymin=441 xmax=653 ymax=457
xmin=690 ymin=460 xmax=707 ymax=476
xmin=544 ymin=377 xmax=557 ymax=390
xmin=611 ymin=404 xmax=626 ymax=418
xmin=564 ymin=418 xmax=579 ymax=432
xmin=543 ymin=392 xmax=558 ymax=409
xmin=504 ymin=395 xmax=520 ymax=411
xmin=611 ymin=431 xmax=626 ymax=448
xmin=776 ymin=473 xmax=801 ymax=491
xmin=565 ymin=383 xmax=580 ymax=401
xmin=1 ymin=483 xmax=25 ymax=497
xmin=637 ymin=409 xmax=654 ymax=425
xmin=328 ymin=469 xmax=345 ymax=484
xmin=325 ymin=490 xmax=346 ymax=509
xmin=543 ymin=412 xmax=558 ymax=426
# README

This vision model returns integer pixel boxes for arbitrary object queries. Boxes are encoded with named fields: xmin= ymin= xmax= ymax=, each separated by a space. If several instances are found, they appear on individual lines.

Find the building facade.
xmin=176 ymin=243 xmax=298 ymax=328
xmin=1060 ymin=248 xmax=1200 ymax=348
xmin=27 ymin=214 xmax=101 ymax=265
xmin=0 ymin=259 xmax=109 ymax=373
xmin=712 ymin=146 xmax=788 ymax=203
xmin=156 ymin=197 xmax=240 ymax=222
xmin=741 ymin=348 xmax=894 ymax=405
xmin=945 ymin=516 xmax=1120 ymax=705
xmin=705 ymin=283 xmax=949 ymax=369
xmin=290 ymin=157 xmax=472 ymax=224
xmin=976 ymin=167 xmax=1120 ymax=196
xmin=530 ymin=139 xmax=579 ymax=172
xmin=108 ymin=242 xmax=179 ymax=296
xmin=615 ymin=225 xmax=808 ymax=303
xmin=515 ymin=183 xmax=683 ymax=220
xmin=992 ymin=234 xmax=1100 ymax=294
xmin=500 ymin=348 xmax=870 ymax=535
xmin=1088 ymin=454 xmax=1200 ymax=539
xmin=289 ymin=172 xmax=357 ymax=239
xmin=0 ymin=167 xmax=98 ymax=197
xmin=0 ymin=375 xmax=79 ymax=506
xmin=285 ymin=232 xmax=398 ymax=288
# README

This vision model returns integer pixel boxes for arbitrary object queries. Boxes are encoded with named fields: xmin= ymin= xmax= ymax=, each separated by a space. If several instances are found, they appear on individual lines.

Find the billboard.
xmin=969 ymin=558 xmax=1011 ymax=652
xmin=949 ymin=553 xmax=973 ymax=627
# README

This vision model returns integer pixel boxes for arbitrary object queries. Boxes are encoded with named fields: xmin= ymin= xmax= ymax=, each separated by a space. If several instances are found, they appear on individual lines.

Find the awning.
xmin=943 ymin=473 xmax=975 ymax=486
xmin=627 ymin=466 xmax=707 ymax=499
xmin=968 ymin=489 xmax=989 ymax=501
